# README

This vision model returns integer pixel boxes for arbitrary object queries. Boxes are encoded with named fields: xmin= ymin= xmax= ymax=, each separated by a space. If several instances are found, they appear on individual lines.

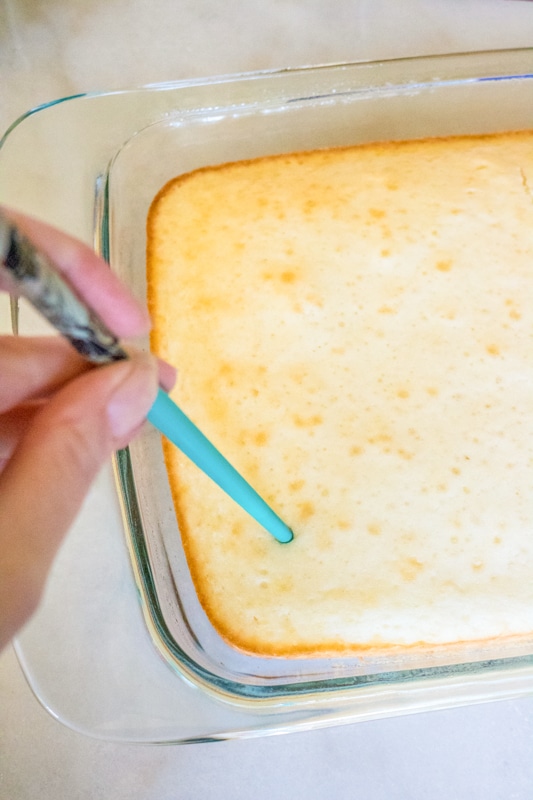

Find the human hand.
xmin=0 ymin=209 xmax=174 ymax=650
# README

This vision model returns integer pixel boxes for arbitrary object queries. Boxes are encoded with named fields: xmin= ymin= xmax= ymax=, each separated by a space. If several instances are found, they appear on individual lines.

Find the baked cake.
xmin=147 ymin=132 xmax=533 ymax=656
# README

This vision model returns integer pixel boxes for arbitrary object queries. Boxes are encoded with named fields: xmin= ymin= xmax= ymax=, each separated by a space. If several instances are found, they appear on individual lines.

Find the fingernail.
xmin=157 ymin=357 xmax=177 ymax=392
xmin=106 ymin=354 xmax=159 ymax=441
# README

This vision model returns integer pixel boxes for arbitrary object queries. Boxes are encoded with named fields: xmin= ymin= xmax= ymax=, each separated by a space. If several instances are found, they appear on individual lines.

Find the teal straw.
xmin=147 ymin=389 xmax=293 ymax=544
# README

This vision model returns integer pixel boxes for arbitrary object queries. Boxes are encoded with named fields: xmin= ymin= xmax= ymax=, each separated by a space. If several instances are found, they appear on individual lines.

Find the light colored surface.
xmin=1 ymin=1 xmax=533 ymax=797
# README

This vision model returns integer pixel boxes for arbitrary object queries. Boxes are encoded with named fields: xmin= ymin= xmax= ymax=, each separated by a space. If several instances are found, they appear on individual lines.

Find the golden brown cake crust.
xmin=147 ymin=132 xmax=533 ymax=657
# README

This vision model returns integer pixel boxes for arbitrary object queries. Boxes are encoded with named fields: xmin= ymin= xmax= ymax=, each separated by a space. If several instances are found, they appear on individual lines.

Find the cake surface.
xmin=147 ymin=132 xmax=533 ymax=657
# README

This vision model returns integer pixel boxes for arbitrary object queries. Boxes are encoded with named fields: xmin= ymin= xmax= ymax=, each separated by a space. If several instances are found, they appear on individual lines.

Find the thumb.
xmin=0 ymin=352 xmax=159 ymax=647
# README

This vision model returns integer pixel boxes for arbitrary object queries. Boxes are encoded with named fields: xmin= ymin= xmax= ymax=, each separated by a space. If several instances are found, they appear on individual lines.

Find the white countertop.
xmin=1 ymin=1 xmax=533 ymax=797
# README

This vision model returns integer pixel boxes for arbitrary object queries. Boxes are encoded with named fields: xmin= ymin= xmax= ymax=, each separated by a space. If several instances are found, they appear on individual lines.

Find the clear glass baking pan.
xmin=1 ymin=49 xmax=532 ymax=743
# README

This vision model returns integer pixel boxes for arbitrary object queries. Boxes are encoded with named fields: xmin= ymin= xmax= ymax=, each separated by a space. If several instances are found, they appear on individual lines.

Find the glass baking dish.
xmin=1 ymin=49 xmax=533 ymax=742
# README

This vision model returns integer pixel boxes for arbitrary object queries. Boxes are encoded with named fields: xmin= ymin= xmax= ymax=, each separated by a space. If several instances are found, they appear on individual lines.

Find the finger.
xmin=0 ymin=336 xmax=88 ymax=413
xmin=1 ymin=207 xmax=150 ymax=338
xmin=0 ymin=352 xmax=159 ymax=648
xmin=0 ymin=334 xmax=175 ymax=410
xmin=0 ymin=364 xmax=174 ymax=459
xmin=157 ymin=357 xmax=177 ymax=392
xmin=0 ymin=402 xmax=42 ymax=461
